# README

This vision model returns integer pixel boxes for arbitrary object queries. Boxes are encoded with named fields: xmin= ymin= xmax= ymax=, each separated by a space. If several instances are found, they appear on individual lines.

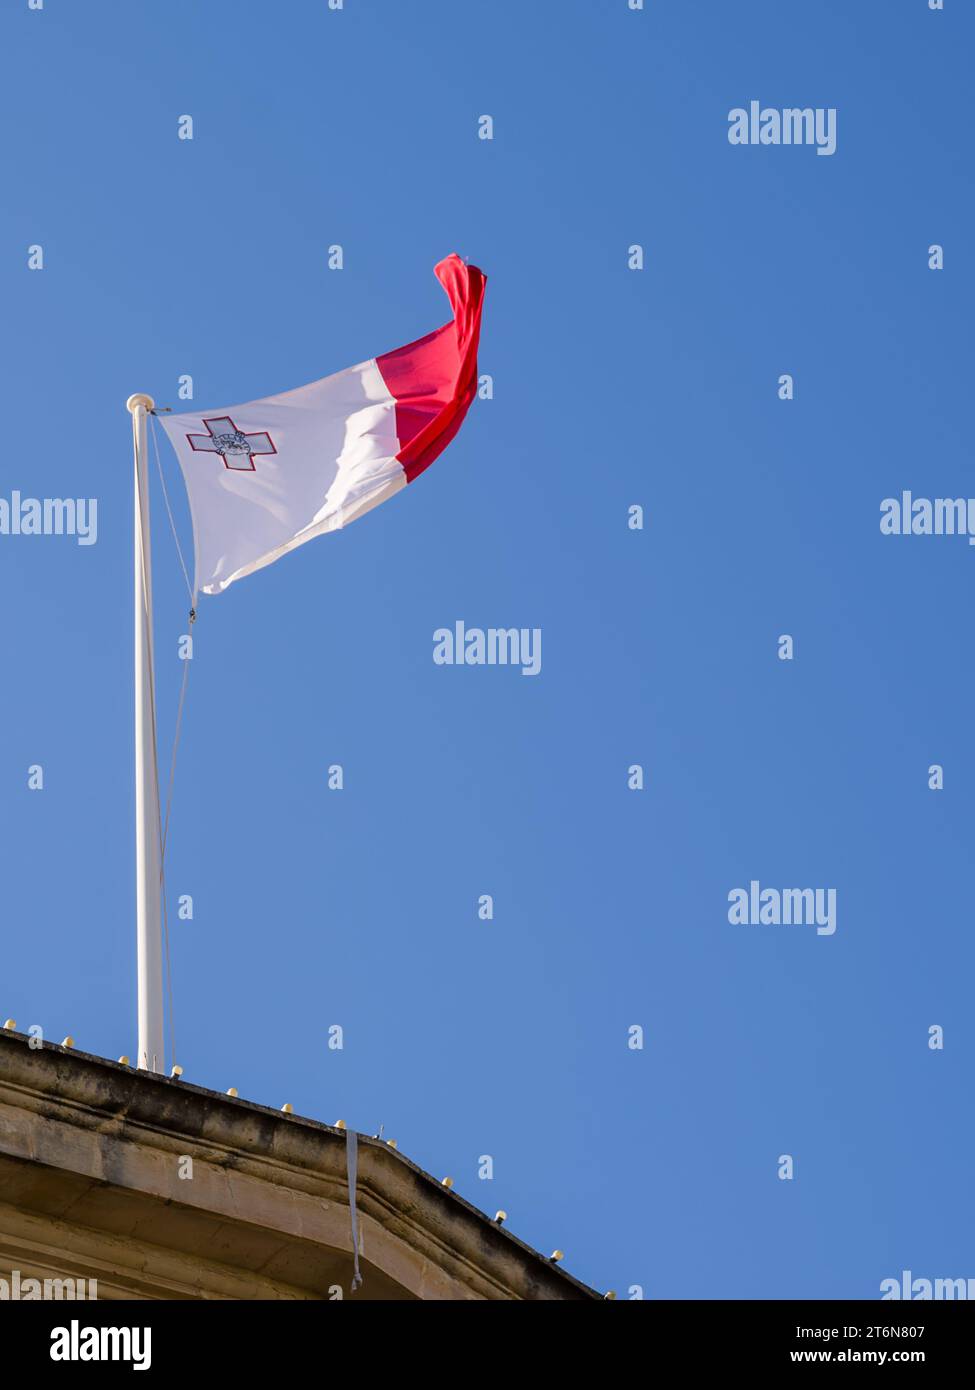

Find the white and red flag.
xmin=160 ymin=255 xmax=486 ymax=594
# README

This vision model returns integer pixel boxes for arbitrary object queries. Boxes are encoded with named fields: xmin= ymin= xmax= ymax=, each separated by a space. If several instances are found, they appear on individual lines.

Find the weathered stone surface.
xmin=0 ymin=1033 xmax=596 ymax=1301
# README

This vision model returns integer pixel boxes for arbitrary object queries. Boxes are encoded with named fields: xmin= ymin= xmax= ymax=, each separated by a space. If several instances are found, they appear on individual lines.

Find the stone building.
xmin=0 ymin=1030 xmax=598 ymax=1301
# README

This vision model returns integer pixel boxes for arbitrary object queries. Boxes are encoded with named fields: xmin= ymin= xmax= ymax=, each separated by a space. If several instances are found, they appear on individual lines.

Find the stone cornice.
xmin=0 ymin=1031 xmax=598 ymax=1301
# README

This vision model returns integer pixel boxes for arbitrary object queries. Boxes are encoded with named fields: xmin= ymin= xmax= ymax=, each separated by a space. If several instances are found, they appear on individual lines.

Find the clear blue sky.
xmin=1 ymin=0 xmax=972 ymax=1299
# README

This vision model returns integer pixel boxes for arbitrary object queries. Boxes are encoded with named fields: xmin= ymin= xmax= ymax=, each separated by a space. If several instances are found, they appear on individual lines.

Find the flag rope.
xmin=157 ymin=620 xmax=193 ymax=1070
xmin=150 ymin=412 xmax=195 ymax=607
xmin=150 ymin=414 xmax=198 ymax=871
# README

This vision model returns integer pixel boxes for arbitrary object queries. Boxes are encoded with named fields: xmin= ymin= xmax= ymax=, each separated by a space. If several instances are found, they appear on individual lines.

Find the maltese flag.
xmin=160 ymin=255 xmax=486 ymax=594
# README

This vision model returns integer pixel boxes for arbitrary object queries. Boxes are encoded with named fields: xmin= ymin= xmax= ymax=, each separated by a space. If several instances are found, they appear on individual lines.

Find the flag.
xmin=159 ymin=254 xmax=486 ymax=595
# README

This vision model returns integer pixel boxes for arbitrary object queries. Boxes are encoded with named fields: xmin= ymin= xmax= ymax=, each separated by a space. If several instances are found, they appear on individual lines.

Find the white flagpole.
xmin=127 ymin=392 xmax=164 ymax=1074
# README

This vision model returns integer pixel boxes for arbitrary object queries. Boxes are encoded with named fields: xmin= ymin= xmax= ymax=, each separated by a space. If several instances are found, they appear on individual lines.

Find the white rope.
xmin=150 ymin=412 xmax=195 ymax=607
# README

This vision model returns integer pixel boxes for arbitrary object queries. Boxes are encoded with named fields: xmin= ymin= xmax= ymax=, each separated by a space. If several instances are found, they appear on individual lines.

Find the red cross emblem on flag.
xmin=186 ymin=416 xmax=277 ymax=472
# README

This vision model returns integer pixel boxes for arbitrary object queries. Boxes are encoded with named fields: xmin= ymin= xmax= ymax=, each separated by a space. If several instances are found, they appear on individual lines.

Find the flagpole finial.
xmin=126 ymin=393 xmax=155 ymax=414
